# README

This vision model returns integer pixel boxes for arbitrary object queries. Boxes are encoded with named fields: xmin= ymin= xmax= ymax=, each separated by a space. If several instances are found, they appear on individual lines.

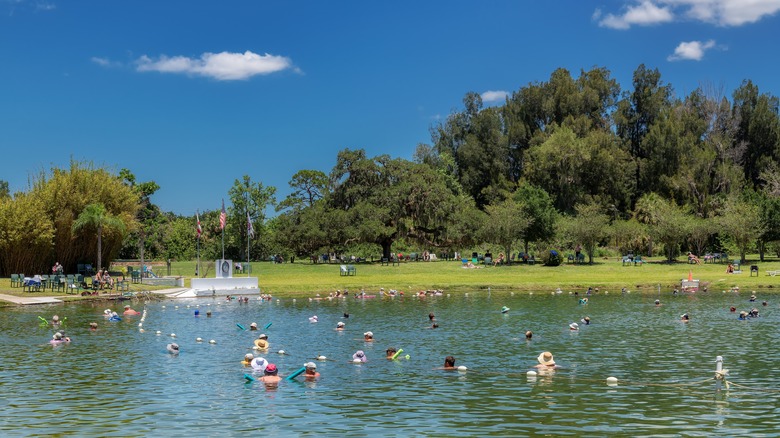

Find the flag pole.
xmin=221 ymin=199 xmax=226 ymax=261
xmin=195 ymin=209 xmax=202 ymax=277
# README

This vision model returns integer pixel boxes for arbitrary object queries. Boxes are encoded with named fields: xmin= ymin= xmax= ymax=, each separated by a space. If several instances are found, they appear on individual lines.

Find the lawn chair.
xmin=634 ymin=255 xmax=644 ymax=266
xmin=10 ymin=274 xmax=21 ymax=287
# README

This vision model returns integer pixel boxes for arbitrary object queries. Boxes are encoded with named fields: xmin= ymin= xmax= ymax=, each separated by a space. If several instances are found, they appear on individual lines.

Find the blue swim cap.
xmin=194 ymin=310 xmax=200 ymax=315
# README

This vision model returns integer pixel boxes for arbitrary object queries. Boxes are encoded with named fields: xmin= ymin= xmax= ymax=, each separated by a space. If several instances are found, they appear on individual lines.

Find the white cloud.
xmin=135 ymin=50 xmax=295 ymax=80
xmin=91 ymin=56 xmax=119 ymax=68
xmin=667 ymin=39 xmax=716 ymax=61
xmin=481 ymin=90 xmax=508 ymax=103
xmin=599 ymin=1 xmax=674 ymax=29
xmin=598 ymin=0 xmax=780 ymax=28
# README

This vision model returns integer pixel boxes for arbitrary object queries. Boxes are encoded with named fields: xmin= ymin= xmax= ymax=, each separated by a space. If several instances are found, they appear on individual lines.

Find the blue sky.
xmin=2 ymin=1 xmax=779 ymax=215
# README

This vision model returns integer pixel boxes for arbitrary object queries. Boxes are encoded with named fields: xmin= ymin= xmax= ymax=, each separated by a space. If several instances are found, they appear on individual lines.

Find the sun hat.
xmin=305 ymin=362 xmax=317 ymax=369
xmin=569 ymin=322 xmax=579 ymax=330
xmin=52 ymin=315 xmax=59 ymax=322
xmin=265 ymin=363 xmax=277 ymax=373
xmin=124 ymin=305 xmax=130 ymax=309
xmin=352 ymin=350 xmax=367 ymax=362
xmin=537 ymin=351 xmax=555 ymax=366
xmin=251 ymin=357 xmax=268 ymax=372
xmin=245 ymin=353 xmax=254 ymax=360
xmin=363 ymin=331 xmax=373 ymax=337
xmin=167 ymin=343 xmax=180 ymax=354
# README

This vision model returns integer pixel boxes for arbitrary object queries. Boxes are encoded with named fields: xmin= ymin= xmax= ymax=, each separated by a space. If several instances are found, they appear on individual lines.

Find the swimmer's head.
xmin=264 ymin=364 xmax=277 ymax=375
xmin=525 ymin=330 xmax=533 ymax=339
xmin=245 ymin=353 xmax=254 ymax=361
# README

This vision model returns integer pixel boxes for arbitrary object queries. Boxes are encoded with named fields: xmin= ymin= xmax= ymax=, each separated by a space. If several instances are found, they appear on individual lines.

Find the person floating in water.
xmin=303 ymin=362 xmax=320 ymax=379
xmin=681 ymin=313 xmax=690 ymax=322
xmin=536 ymin=351 xmax=557 ymax=369
xmin=242 ymin=354 xmax=254 ymax=366
xmin=259 ymin=364 xmax=281 ymax=386
xmin=439 ymin=356 xmax=457 ymax=370
xmin=525 ymin=330 xmax=533 ymax=340
xmin=363 ymin=331 xmax=374 ymax=342
xmin=429 ymin=312 xmax=435 ymax=322
xmin=386 ymin=348 xmax=397 ymax=359
xmin=254 ymin=334 xmax=269 ymax=350
xmin=335 ymin=321 xmax=345 ymax=331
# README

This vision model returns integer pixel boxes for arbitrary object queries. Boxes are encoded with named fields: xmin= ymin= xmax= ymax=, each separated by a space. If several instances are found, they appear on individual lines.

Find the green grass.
xmin=138 ymin=257 xmax=780 ymax=295
xmin=4 ymin=257 xmax=780 ymax=299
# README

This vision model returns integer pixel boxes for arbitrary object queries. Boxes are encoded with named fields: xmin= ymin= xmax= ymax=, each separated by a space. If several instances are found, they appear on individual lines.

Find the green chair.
xmin=10 ymin=274 xmax=20 ymax=287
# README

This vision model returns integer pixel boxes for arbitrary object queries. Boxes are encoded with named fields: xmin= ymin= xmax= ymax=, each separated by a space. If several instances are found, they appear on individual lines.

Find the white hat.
xmin=250 ymin=323 xmax=257 ymax=328
xmin=53 ymin=332 xmax=62 ymax=340
xmin=337 ymin=322 xmax=345 ymax=327
xmin=245 ymin=353 xmax=254 ymax=360
xmin=569 ymin=323 xmax=579 ymax=330
xmin=167 ymin=343 xmax=180 ymax=354
xmin=364 ymin=331 xmax=373 ymax=337
xmin=251 ymin=357 xmax=268 ymax=372
xmin=305 ymin=362 xmax=317 ymax=369
xmin=258 ymin=333 xmax=268 ymax=340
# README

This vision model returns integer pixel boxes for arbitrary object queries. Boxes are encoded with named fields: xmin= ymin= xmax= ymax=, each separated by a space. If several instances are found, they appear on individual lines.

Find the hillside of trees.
xmin=2 ymin=64 xmax=779 ymax=275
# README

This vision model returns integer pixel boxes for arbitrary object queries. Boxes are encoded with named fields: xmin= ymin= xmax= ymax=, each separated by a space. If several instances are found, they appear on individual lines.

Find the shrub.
xmin=542 ymin=249 xmax=562 ymax=266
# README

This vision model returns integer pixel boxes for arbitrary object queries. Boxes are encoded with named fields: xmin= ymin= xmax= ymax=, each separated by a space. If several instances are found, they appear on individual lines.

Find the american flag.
xmin=219 ymin=200 xmax=227 ymax=230
xmin=247 ymin=211 xmax=255 ymax=238
xmin=196 ymin=210 xmax=202 ymax=237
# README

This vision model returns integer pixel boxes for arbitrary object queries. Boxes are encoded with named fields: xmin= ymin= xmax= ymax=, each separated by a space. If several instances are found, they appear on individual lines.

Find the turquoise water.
xmin=2 ymin=290 xmax=780 ymax=436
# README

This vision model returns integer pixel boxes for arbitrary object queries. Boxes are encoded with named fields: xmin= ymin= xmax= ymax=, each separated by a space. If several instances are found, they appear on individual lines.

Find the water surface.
xmin=2 ymin=290 xmax=778 ymax=436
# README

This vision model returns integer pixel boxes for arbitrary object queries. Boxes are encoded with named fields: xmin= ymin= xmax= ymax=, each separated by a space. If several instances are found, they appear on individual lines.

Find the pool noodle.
xmin=264 ymin=322 xmax=272 ymax=329
xmin=391 ymin=348 xmax=404 ymax=360
xmin=285 ymin=366 xmax=306 ymax=381
xmin=244 ymin=373 xmax=255 ymax=382
xmin=38 ymin=316 xmax=48 ymax=323
xmin=236 ymin=324 xmax=245 ymax=330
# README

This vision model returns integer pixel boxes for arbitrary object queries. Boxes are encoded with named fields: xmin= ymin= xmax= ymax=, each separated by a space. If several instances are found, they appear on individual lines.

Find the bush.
xmin=541 ymin=249 xmax=562 ymax=266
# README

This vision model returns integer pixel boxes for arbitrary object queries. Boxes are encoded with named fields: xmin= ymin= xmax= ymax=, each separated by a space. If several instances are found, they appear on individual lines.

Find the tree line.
xmin=1 ymin=64 xmax=779 ymax=275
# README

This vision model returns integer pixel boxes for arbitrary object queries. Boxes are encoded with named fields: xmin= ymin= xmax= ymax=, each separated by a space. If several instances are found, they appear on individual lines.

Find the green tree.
xmin=718 ymin=198 xmax=763 ymax=263
xmin=0 ymin=180 xmax=9 ymax=199
xmin=565 ymin=203 xmax=610 ymax=264
xmin=72 ymin=203 xmax=127 ymax=271
xmin=609 ymin=219 xmax=647 ymax=256
xmin=732 ymin=80 xmax=780 ymax=187
xmin=479 ymin=198 xmax=530 ymax=263
xmin=513 ymin=183 xmax=557 ymax=255
xmin=648 ymin=199 xmax=691 ymax=262
xmin=688 ymin=216 xmax=716 ymax=258
xmin=227 ymin=175 xmax=277 ymax=261
xmin=0 ymin=193 xmax=55 ymax=275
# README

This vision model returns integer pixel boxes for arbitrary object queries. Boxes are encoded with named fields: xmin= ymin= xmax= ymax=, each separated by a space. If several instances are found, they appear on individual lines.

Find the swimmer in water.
xmin=525 ymin=330 xmax=533 ymax=340
xmin=242 ymin=353 xmax=254 ymax=366
xmin=303 ymin=362 xmax=320 ymax=379
xmin=536 ymin=351 xmax=557 ymax=369
xmin=259 ymin=364 xmax=281 ymax=386
xmin=429 ymin=312 xmax=435 ymax=321
xmin=249 ymin=323 xmax=258 ymax=331
xmin=254 ymin=334 xmax=269 ymax=350
xmin=89 ymin=322 xmax=98 ymax=331
xmin=335 ymin=321 xmax=345 ymax=331
xmin=681 ymin=313 xmax=690 ymax=322
xmin=386 ymin=348 xmax=397 ymax=359
xmin=441 ymin=356 xmax=456 ymax=370
xmin=363 ymin=331 xmax=374 ymax=342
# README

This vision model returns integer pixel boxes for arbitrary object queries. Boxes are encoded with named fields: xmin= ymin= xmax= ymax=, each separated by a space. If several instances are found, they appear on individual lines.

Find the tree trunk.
xmin=97 ymin=225 xmax=103 ymax=271
xmin=381 ymin=240 xmax=393 ymax=260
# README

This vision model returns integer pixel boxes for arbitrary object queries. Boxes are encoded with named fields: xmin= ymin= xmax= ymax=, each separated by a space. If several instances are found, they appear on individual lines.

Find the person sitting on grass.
xmin=687 ymin=252 xmax=702 ymax=264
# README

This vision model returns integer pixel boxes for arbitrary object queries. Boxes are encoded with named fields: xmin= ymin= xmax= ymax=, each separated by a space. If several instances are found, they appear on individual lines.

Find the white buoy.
xmin=278 ymin=350 xmax=285 ymax=354
xmin=353 ymin=358 xmax=362 ymax=363
xmin=209 ymin=339 xmax=216 ymax=344
xmin=170 ymin=333 xmax=176 ymax=338
xmin=317 ymin=355 xmax=327 ymax=361
xmin=156 ymin=331 xmax=161 ymax=335
xmin=196 ymin=337 xmax=203 ymax=342
xmin=606 ymin=376 xmax=618 ymax=386
xmin=138 ymin=323 xmax=143 ymax=327
xmin=139 ymin=329 xmax=145 ymax=333
xmin=161 ymin=305 xmax=166 ymax=309
xmin=527 ymin=370 xmax=537 ymax=377
xmin=457 ymin=366 xmax=468 ymax=372
xmin=174 ymin=306 xmax=179 ymax=309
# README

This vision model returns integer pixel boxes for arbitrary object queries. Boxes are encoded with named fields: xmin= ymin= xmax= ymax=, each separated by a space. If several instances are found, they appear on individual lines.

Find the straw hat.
xmin=537 ymin=351 xmax=555 ymax=366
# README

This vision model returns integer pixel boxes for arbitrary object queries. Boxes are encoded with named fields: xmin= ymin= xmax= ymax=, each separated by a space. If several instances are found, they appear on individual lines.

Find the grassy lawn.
xmin=3 ymin=257 xmax=780 ymax=298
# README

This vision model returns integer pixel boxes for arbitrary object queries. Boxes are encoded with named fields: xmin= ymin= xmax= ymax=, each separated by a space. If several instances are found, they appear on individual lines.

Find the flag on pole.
xmin=219 ymin=200 xmax=227 ymax=230
xmin=247 ymin=211 xmax=255 ymax=238
xmin=196 ymin=210 xmax=202 ymax=238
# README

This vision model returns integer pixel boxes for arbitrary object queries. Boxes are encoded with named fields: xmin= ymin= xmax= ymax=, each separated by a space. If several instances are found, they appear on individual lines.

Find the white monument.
xmin=179 ymin=259 xmax=260 ymax=297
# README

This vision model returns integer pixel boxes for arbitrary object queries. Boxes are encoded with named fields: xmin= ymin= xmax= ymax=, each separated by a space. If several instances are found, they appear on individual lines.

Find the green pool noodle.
xmin=391 ymin=348 xmax=404 ymax=360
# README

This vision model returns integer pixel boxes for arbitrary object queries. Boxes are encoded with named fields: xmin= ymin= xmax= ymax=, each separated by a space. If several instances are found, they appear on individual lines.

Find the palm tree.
xmin=72 ymin=203 xmax=126 ymax=271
